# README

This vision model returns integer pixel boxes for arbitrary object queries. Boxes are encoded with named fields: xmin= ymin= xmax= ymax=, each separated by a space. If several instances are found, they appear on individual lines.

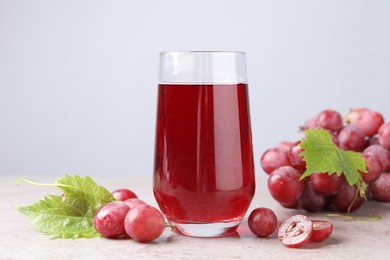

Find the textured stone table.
xmin=1 ymin=175 xmax=389 ymax=260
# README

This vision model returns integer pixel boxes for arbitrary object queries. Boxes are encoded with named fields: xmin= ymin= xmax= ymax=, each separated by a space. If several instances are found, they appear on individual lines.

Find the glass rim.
xmin=160 ymin=51 xmax=246 ymax=55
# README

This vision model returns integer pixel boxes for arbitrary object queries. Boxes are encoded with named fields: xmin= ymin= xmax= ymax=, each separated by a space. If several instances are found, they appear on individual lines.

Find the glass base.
xmin=168 ymin=220 xmax=241 ymax=238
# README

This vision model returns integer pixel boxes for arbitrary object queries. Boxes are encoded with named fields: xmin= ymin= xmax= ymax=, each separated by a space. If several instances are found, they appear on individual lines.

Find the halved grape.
xmin=278 ymin=215 xmax=313 ymax=248
xmin=310 ymin=220 xmax=333 ymax=242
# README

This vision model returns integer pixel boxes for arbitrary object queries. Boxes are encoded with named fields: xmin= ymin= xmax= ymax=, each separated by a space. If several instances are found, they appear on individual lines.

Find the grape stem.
xmin=15 ymin=178 xmax=73 ymax=189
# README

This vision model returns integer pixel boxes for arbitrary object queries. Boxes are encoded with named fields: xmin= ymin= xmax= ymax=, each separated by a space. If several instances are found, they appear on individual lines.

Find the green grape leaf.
xmin=16 ymin=174 xmax=115 ymax=239
xmin=299 ymin=129 xmax=368 ymax=198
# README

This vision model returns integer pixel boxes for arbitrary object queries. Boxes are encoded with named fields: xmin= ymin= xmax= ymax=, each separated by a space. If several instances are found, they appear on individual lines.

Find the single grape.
xmin=278 ymin=215 xmax=313 ymax=248
xmin=260 ymin=147 xmax=291 ymax=174
xmin=248 ymin=207 xmax=278 ymax=238
xmin=331 ymin=184 xmax=365 ymax=213
xmin=93 ymin=202 xmax=130 ymax=238
xmin=124 ymin=204 xmax=166 ymax=242
xmin=298 ymin=180 xmax=328 ymax=212
xmin=360 ymin=153 xmax=383 ymax=183
xmin=111 ymin=188 xmax=138 ymax=201
xmin=378 ymin=122 xmax=390 ymax=150
xmin=369 ymin=173 xmax=390 ymax=202
xmin=267 ymin=166 xmax=305 ymax=204
xmin=310 ymin=220 xmax=333 ymax=242
xmin=301 ymin=116 xmax=317 ymax=131
xmin=315 ymin=109 xmax=343 ymax=132
xmin=124 ymin=198 xmax=147 ymax=209
xmin=337 ymin=125 xmax=366 ymax=152
xmin=289 ymin=141 xmax=306 ymax=172
xmin=363 ymin=144 xmax=390 ymax=172
xmin=311 ymin=172 xmax=345 ymax=196
xmin=345 ymin=108 xmax=384 ymax=137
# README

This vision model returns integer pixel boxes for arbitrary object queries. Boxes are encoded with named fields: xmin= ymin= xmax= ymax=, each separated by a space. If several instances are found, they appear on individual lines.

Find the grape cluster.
xmin=261 ymin=108 xmax=390 ymax=212
xmin=93 ymin=188 xmax=166 ymax=242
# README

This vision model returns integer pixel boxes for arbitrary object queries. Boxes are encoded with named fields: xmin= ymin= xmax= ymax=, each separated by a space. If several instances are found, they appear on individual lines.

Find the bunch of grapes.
xmin=261 ymin=108 xmax=390 ymax=212
xmin=93 ymin=188 xmax=166 ymax=242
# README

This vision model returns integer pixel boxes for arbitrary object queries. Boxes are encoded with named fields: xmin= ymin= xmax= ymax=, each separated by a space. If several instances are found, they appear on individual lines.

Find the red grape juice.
xmin=153 ymin=83 xmax=255 ymax=232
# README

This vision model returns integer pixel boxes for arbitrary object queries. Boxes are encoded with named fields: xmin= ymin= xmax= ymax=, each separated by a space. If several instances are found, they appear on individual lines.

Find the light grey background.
xmin=1 ymin=0 xmax=389 ymax=178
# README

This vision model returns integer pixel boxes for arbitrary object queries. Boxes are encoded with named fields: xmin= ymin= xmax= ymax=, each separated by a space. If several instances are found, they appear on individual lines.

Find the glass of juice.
xmin=153 ymin=51 xmax=255 ymax=237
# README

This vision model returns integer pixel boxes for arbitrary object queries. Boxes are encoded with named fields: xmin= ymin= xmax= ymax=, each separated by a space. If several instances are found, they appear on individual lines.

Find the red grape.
xmin=268 ymin=166 xmax=305 ymax=204
xmin=298 ymin=181 xmax=329 ymax=212
xmin=124 ymin=198 xmax=146 ymax=209
xmin=360 ymin=153 xmax=383 ymax=183
xmin=369 ymin=173 xmax=390 ymax=202
xmin=93 ymin=202 xmax=130 ymax=238
xmin=311 ymin=172 xmax=345 ymax=196
xmin=277 ymin=141 xmax=294 ymax=151
xmin=378 ymin=122 xmax=390 ymax=150
xmin=301 ymin=116 xmax=317 ymax=130
xmin=124 ymin=204 xmax=166 ymax=242
xmin=310 ymin=220 xmax=333 ymax=242
xmin=345 ymin=108 xmax=384 ymax=137
xmin=111 ymin=188 xmax=138 ymax=201
xmin=363 ymin=145 xmax=390 ymax=171
xmin=278 ymin=215 xmax=313 ymax=248
xmin=248 ymin=207 xmax=278 ymax=238
xmin=289 ymin=141 xmax=306 ymax=172
xmin=331 ymin=184 xmax=365 ymax=213
xmin=337 ymin=125 xmax=366 ymax=152
xmin=260 ymin=147 xmax=291 ymax=174
xmin=315 ymin=109 xmax=343 ymax=132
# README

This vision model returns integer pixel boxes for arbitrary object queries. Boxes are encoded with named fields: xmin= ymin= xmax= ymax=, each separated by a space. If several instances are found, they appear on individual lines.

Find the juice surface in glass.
xmin=153 ymin=82 xmax=255 ymax=237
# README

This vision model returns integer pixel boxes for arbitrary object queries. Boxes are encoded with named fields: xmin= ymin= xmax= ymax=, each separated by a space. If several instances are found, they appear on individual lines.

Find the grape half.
xmin=278 ymin=215 xmax=313 ymax=248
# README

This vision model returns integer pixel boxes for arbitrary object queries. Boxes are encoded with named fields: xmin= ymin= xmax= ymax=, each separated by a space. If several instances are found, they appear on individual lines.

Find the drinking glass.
xmin=153 ymin=51 xmax=255 ymax=237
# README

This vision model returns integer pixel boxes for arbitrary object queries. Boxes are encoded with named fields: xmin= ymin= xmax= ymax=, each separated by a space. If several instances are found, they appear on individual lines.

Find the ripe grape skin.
xmin=378 ymin=122 xmax=390 ymax=150
xmin=277 ymin=141 xmax=294 ymax=151
xmin=310 ymin=220 xmax=333 ymax=242
xmin=124 ymin=198 xmax=146 ymax=209
xmin=315 ymin=109 xmax=343 ymax=132
xmin=369 ymin=173 xmax=390 ymax=202
xmin=93 ymin=202 xmax=130 ymax=238
xmin=337 ymin=125 xmax=366 ymax=152
xmin=363 ymin=145 xmax=390 ymax=172
xmin=298 ymin=180 xmax=329 ymax=212
xmin=267 ymin=166 xmax=305 ymax=204
xmin=248 ymin=207 xmax=278 ymax=238
xmin=311 ymin=172 xmax=345 ymax=196
xmin=289 ymin=141 xmax=306 ymax=172
xmin=111 ymin=188 xmax=138 ymax=201
xmin=331 ymin=184 xmax=365 ymax=213
xmin=260 ymin=147 xmax=291 ymax=174
xmin=360 ymin=153 xmax=383 ymax=183
xmin=278 ymin=215 xmax=313 ymax=248
xmin=124 ymin=204 xmax=166 ymax=242
xmin=279 ymin=200 xmax=299 ymax=209
xmin=346 ymin=108 xmax=384 ymax=137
